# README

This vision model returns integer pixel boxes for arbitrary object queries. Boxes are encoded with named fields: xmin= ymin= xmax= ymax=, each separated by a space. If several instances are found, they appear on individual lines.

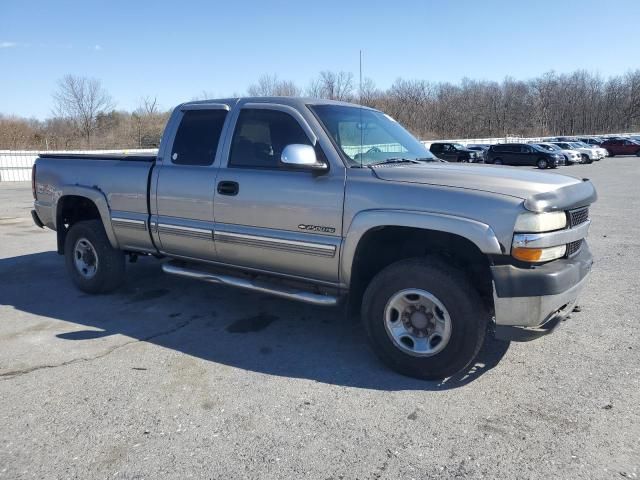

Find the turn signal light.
xmin=512 ymin=245 xmax=566 ymax=263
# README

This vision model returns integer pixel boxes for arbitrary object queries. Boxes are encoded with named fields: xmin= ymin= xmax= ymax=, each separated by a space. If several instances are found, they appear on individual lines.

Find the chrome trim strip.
xmin=157 ymin=223 xmax=213 ymax=240
xmin=162 ymin=262 xmax=339 ymax=306
xmin=513 ymin=220 xmax=590 ymax=249
xmin=112 ymin=217 xmax=147 ymax=231
xmin=214 ymin=231 xmax=336 ymax=257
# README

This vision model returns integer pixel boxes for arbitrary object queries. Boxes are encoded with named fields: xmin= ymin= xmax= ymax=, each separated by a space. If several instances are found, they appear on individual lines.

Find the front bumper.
xmin=491 ymin=244 xmax=593 ymax=338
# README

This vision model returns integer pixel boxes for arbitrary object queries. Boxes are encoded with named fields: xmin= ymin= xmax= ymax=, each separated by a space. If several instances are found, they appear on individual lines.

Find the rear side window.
xmin=229 ymin=109 xmax=312 ymax=169
xmin=171 ymin=109 xmax=228 ymax=166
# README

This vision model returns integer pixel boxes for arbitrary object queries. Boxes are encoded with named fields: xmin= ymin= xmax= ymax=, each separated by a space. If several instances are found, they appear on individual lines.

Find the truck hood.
xmin=371 ymin=163 xmax=591 ymax=210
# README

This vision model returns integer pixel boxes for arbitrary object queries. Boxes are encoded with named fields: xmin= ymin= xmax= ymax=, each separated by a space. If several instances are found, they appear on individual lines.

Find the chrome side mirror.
xmin=280 ymin=144 xmax=327 ymax=171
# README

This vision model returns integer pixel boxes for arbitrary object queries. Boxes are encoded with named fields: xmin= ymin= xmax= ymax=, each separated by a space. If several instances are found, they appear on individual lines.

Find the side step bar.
xmin=162 ymin=262 xmax=340 ymax=307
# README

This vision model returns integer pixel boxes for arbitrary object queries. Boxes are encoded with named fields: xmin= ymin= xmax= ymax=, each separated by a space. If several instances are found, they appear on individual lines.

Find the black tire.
xmin=581 ymin=154 xmax=592 ymax=164
xmin=636 ymin=150 xmax=640 ymax=157
xmin=493 ymin=158 xmax=503 ymax=165
xmin=361 ymin=257 xmax=488 ymax=380
xmin=537 ymin=158 xmax=548 ymax=169
xmin=64 ymin=220 xmax=125 ymax=293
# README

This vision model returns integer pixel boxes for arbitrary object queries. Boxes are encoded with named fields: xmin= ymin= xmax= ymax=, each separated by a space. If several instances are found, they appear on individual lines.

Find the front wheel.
xmin=537 ymin=158 xmax=549 ymax=169
xmin=493 ymin=158 xmax=503 ymax=165
xmin=362 ymin=258 xmax=488 ymax=380
xmin=582 ymin=154 xmax=592 ymax=164
xmin=64 ymin=220 xmax=126 ymax=293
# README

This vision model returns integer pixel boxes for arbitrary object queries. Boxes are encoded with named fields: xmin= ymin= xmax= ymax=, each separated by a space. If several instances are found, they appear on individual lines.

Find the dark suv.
xmin=429 ymin=142 xmax=480 ymax=163
xmin=486 ymin=143 xmax=561 ymax=169
xmin=601 ymin=138 xmax=640 ymax=156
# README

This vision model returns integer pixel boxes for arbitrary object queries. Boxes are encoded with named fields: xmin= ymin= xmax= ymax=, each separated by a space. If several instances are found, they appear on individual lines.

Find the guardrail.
xmin=0 ymin=149 xmax=158 ymax=181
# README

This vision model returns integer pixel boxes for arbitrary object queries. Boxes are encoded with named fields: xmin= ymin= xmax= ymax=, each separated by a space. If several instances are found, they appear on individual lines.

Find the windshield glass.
xmin=537 ymin=143 xmax=555 ymax=151
xmin=452 ymin=143 xmax=466 ymax=150
xmin=309 ymin=104 xmax=435 ymax=166
xmin=570 ymin=142 xmax=586 ymax=148
xmin=530 ymin=144 xmax=548 ymax=153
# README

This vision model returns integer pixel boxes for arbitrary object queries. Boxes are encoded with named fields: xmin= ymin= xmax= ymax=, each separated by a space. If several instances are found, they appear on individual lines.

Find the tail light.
xmin=31 ymin=163 xmax=37 ymax=199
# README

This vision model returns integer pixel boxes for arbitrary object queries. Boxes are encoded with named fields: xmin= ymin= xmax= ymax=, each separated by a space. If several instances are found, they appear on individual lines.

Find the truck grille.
xmin=567 ymin=240 xmax=583 ymax=257
xmin=568 ymin=207 xmax=589 ymax=227
xmin=565 ymin=207 xmax=589 ymax=257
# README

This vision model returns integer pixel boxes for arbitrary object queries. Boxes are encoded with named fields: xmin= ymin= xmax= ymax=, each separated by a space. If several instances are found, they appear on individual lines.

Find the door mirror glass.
xmin=280 ymin=144 xmax=327 ymax=170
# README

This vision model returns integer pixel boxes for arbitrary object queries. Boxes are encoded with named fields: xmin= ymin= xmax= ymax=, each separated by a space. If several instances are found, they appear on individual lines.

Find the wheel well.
xmin=55 ymin=196 xmax=101 ymax=254
xmin=348 ymin=226 xmax=494 ymax=316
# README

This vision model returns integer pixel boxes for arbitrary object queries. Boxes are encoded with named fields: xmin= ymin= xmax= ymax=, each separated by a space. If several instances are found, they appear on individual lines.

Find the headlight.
xmin=514 ymin=211 xmax=567 ymax=233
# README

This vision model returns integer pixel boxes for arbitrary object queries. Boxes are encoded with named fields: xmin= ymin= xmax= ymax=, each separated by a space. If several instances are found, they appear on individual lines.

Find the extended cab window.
xmin=229 ymin=109 xmax=311 ymax=169
xmin=171 ymin=109 xmax=228 ymax=166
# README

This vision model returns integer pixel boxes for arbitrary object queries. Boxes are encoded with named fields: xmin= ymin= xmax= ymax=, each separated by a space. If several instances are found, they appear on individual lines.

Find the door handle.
xmin=217 ymin=181 xmax=239 ymax=196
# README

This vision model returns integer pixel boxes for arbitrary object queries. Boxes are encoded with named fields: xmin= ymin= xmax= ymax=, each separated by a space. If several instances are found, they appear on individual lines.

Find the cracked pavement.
xmin=1 ymin=160 xmax=639 ymax=479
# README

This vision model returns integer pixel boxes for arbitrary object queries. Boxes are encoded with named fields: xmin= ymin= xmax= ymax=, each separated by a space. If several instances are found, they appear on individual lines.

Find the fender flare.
xmin=340 ymin=209 xmax=502 ymax=286
xmin=54 ymin=185 xmax=119 ymax=249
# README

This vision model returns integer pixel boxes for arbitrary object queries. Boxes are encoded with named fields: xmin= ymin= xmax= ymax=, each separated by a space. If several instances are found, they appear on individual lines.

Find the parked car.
xmin=429 ymin=142 xmax=480 ymax=163
xmin=577 ymin=137 xmax=603 ymax=146
xmin=485 ymin=143 xmax=561 ymax=168
xmin=550 ymin=142 xmax=598 ymax=163
xmin=466 ymin=145 xmax=489 ymax=162
xmin=31 ymin=96 xmax=596 ymax=380
xmin=535 ymin=143 xmax=580 ymax=165
xmin=601 ymin=138 xmax=640 ymax=156
xmin=573 ymin=141 xmax=608 ymax=159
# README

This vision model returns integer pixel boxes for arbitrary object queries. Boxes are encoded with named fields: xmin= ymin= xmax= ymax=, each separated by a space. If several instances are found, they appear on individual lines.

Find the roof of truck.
xmin=179 ymin=96 xmax=378 ymax=110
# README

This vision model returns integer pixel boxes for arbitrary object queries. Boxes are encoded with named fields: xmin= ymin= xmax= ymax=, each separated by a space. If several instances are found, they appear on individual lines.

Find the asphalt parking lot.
xmin=1 ymin=158 xmax=639 ymax=479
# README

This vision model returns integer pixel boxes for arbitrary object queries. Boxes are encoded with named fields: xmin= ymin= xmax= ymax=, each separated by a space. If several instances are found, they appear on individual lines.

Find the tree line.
xmin=1 ymin=69 xmax=639 ymax=150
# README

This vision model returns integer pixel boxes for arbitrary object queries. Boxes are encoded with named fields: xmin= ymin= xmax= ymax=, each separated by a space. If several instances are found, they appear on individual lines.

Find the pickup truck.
xmin=31 ymin=97 xmax=596 ymax=380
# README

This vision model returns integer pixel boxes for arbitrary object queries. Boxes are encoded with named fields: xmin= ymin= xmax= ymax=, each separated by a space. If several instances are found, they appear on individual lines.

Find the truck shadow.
xmin=0 ymin=251 xmax=510 ymax=391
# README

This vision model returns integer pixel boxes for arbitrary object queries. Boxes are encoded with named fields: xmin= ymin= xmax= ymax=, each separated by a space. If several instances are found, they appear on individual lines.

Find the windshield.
xmin=531 ymin=144 xmax=549 ymax=153
xmin=537 ymin=143 xmax=556 ymax=151
xmin=309 ymin=104 xmax=435 ymax=166
xmin=570 ymin=142 xmax=586 ymax=148
xmin=452 ymin=143 xmax=466 ymax=150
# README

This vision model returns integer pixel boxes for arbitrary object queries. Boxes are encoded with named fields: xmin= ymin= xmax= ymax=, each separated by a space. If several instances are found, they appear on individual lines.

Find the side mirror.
xmin=280 ymin=144 xmax=327 ymax=171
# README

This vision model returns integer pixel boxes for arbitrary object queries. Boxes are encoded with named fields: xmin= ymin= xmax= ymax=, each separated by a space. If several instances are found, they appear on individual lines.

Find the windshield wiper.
xmin=367 ymin=157 xmax=423 ymax=166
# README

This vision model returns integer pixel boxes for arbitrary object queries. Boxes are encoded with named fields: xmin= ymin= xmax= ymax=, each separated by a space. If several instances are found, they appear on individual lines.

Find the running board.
xmin=162 ymin=262 xmax=339 ymax=307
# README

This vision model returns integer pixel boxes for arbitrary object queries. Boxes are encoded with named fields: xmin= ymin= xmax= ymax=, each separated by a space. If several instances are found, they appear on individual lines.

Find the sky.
xmin=1 ymin=0 xmax=639 ymax=119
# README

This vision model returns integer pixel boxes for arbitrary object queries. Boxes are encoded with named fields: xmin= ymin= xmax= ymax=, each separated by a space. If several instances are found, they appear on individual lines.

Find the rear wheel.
xmin=537 ymin=158 xmax=548 ymax=169
xmin=64 ymin=220 xmax=125 ymax=293
xmin=493 ymin=158 xmax=503 ymax=165
xmin=362 ymin=257 xmax=488 ymax=380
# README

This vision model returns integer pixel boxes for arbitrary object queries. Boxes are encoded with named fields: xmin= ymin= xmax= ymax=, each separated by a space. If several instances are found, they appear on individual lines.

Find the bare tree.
xmin=52 ymin=75 xmax=114 ymax=147
xmin=132 ymin=96 xmax=161 ymax=147
xmin=307 ymin=71 xmax=354 ymax=101
xmin=248 ymin=74 xmax=301 ymax=97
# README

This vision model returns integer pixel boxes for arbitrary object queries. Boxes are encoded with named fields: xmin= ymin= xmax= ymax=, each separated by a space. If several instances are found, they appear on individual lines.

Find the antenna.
xmin=359 ymin=50 xmax=363 ymax=167
xmin=359 ymin=50 xmax=363 ymax=104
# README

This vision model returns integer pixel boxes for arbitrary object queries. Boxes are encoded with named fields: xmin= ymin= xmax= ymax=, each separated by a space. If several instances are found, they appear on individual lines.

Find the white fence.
xmin=0 ymin=149 xmax=158 ymax=181
xmin=2 ymin=131 xmax=639 ymax=181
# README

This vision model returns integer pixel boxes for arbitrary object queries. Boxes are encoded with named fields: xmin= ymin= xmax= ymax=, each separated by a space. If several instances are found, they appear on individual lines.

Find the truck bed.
xmin=34 ymin=154 xmax=157 ymax=254
xmin=38 ymin=153 xmax=156 ymax=162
